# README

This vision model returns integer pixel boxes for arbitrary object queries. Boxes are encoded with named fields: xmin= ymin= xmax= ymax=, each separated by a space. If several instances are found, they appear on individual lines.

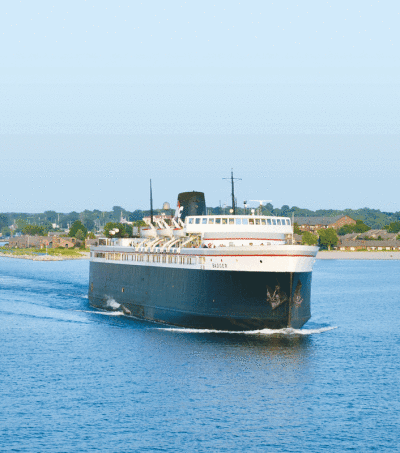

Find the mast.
xmin=230 ymin=170 xmax=235 ymax=214
xmin=150 ymin=179 xmax=153 ymax=225
xmin=223 ymin=169 xmax=241 ymax=215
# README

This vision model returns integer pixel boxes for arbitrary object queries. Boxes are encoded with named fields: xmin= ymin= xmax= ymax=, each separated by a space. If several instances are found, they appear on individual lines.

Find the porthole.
xmin=122 ymin=287 xmax=125 ymax=293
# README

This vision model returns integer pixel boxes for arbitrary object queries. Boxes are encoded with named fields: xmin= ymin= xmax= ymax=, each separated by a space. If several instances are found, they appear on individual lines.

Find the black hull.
xmin=88 ymin=262 xmax=312 ymax=331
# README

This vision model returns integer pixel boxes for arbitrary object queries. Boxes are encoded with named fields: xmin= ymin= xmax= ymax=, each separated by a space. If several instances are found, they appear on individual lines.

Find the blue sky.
xmin=1 ymin=1 xmax=399 ymax=213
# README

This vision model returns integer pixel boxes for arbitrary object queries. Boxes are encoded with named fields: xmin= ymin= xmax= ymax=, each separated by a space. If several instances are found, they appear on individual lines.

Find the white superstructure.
xmin=91 ymin=215 xmax=318 ymax=274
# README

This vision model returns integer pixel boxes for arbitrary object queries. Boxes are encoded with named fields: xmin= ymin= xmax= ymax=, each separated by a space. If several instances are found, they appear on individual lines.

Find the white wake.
xmin=161 ymin=326 xmax=338 ymax=335
xmin=78 ymin=309 xmax=125 ymax=316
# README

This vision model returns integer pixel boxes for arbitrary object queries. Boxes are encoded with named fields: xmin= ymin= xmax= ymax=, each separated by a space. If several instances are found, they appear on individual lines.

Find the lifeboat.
xmin=173 ymin=228 xmax=186 ymax=238
xmin=141 ymin=228 xmax=158 ymax=239
xmin=157 ymin=227 xmax=174 ymax=238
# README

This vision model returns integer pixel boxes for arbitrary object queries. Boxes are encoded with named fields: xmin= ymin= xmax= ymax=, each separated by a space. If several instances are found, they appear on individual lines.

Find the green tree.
xmin=69 ymin=220 xmax=88 ymax=238
xmin=75 ymin=229 xmax=85 ymax=241
xmin=293 ymin=222 xmax=302 ymax=235
xmin=318 ymin=228 xmax=339 ymax=250
xmin=337 ymin=220 xmax=370 ymax=235
xmin=1 ymin=226 xmax=11 ymax=237
xmin=104 ymin=222 xmax=129 ymax=238
xmin=280 ymin=205 xmax=290 ymax=216
xmin=0 ymin=214 xmax=9 ymax=230
xmin=124 ymin=224 xmax=133 ymax=237
xmin=133 ymin=220 xmax=147 ymax=227
xmin=44 ymin=210 xmax=58 ymax=223
xmin=15 ymin=218 xmax=29 ymax=232
xmin=353 ymin=220 xmax=370 ymax=233
xmin=337 ymin=224 xmax=354 ymax=235
xmin=387 ymin=221 xmax=400 ymax=233
xmin=112 ymin=206 xmax=125 ymax=221
xmin=60 ymin=212 xmax=79 ymax=229
xmin=301 ymin=231 xmax=318 ymax=246
xmin=22 ymin=225 xmax=48 ymax=236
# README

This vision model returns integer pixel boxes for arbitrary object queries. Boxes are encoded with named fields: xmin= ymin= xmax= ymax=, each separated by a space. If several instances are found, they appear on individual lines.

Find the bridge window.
xmin=267 ymin=219 xmax=272 ymax=225
xmin=202 ymin=218 xmax=207 ymax=224
xmin=277 ymin=219 xmax=281 ymax=225
xmin=249 ymin=219 xmax=254 ymax=225
xmin=229 ymin=218 xmax=234 ymax=224
xmin=261 ymin=219 xmax=266 ymax=225
xmin=188 ymin=218 xmax=193 ymax=224
xmin=255 ymin=219 xmax=260 ymax=225
xmin=195 ymin=218 xmax=200 ymax=224
xmin=222 ymin=218 xmax=227 ymax=224
xmin=208 ymin=218 xmax=214 ymax=224
xmin=272 ymin=219 xmax=277 ymax=225
xmin=236 ymin=218 xmax=242 ymax=225
xmin=215 ymin=218 xmax=221 ymax=224
xmin=242 ymin=218 xmax=248 ymax=225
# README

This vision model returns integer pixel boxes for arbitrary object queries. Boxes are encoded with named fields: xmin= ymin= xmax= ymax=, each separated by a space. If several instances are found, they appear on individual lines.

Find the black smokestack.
xmin=177 ymin=192 xmax=206 ymax=221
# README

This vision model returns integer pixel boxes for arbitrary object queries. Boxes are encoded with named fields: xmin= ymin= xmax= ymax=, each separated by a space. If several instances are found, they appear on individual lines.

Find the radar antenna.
xmin=150 ymin=179 xmax=154 ymax=225
xmin=223 ymin=169 xmax=241 ymax=215
xmin=249 ymin=200 xmax=272 ymax=215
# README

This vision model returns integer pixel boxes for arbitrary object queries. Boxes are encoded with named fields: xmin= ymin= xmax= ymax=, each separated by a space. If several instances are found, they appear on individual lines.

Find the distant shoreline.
xmin=0 ymin=252 xmax=90 ymax=261
xmin=317 ymin=251 xmax=400 ymax=260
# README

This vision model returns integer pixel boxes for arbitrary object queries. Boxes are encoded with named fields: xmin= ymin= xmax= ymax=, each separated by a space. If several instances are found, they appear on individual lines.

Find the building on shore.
xmin=296 ymin=215 xmax=356 ymax=233
xmin=338 ymin=239 xmax=400 ymax=251
xmin=337 ymin=229 xmax=400 ymax=251
xmin=8 ymin=235 xmax=77 ymax=249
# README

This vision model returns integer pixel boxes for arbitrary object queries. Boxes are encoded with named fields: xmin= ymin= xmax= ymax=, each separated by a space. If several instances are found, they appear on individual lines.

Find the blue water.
xmin=0 ymin=258 xmax=399 ymax=452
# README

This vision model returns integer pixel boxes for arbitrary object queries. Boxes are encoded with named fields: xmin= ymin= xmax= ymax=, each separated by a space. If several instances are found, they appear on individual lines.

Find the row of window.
xmin=188 ymin=217 xmax=291 ymax=226
xmin=94 ymin=252 xmax=200 ymax=265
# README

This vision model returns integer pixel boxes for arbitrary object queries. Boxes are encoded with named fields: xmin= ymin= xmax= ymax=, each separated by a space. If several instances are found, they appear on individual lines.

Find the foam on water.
xmin=91 ymin=310 xmax=125 ymax=316
xmin=161 ymin=325 xmax=338 ymax=335
xmin=78 ymin=309 xmax=125 ymax=316
xmin=106 ymin=297 xmax=121 ymax=310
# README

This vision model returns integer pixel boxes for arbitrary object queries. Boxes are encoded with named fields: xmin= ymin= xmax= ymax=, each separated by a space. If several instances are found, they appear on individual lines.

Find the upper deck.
xmin=185 ymin=215 xmax=293 ymax=235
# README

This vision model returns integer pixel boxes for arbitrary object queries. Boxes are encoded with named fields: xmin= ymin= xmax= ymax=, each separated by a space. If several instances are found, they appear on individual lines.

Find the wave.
xmin=160 ymin=326 xmax=338 ymax=335
xmin=78 ymin=310 xmax=125 ymax=316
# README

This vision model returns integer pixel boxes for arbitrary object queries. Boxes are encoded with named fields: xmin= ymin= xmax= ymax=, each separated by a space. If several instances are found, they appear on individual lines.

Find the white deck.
xmin=91 ymin=214 xmax=318 ymax=273
xmin=185 ymin=215 xmax=292 ymax=235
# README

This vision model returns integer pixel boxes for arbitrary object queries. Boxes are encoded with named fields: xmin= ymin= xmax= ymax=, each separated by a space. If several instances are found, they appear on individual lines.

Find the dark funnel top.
xmin=177 ymin=192 xmax=206 ymax=220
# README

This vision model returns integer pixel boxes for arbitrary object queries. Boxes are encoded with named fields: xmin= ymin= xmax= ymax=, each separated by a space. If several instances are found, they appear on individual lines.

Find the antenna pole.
xmin=231 ymin=170 xmax=235 ymax=214
xmin=150 ymin=179 xmax=153 ymax=225
xmin=223 ymin=169 xmax=241 ymax=215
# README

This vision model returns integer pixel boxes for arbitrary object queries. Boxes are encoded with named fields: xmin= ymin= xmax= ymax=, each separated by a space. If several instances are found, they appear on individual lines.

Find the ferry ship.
xmin=88 ymin=191 xmax=319 ymax=331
